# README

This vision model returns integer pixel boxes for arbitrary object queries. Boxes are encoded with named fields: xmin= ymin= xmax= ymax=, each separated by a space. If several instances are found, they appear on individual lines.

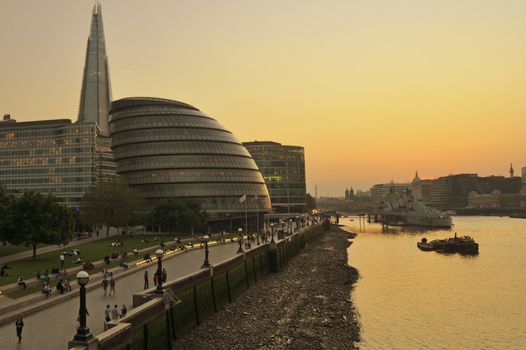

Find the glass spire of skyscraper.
xmin=77 ymin=2 xmax=112 ymax=136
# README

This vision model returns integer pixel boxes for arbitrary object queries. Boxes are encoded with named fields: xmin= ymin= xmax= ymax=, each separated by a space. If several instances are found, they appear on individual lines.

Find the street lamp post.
xmin=237 ymin=228 xmax=244 ymax=254
xmin=201 ymin=235 xmax=210 ymax=268
xmin=155 ymin=249 xmax=164 ymax=294
xmin=270 ymin=223 xmax=275 ymax=243
xmin=72 ymin=271 xmax=92 ymax=344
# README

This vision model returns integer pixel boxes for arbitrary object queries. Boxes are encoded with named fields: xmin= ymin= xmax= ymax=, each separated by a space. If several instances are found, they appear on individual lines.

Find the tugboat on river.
xmin=417 ymin=233 xmax=479 ymax=255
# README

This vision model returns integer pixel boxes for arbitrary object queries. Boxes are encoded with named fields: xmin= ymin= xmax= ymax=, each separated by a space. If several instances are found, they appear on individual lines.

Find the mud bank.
xmin=176 ymin=226 xmax=360 ymax=349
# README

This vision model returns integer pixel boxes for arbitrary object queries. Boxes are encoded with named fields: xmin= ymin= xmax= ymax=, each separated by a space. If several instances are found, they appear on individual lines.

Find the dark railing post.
xmin=259 ymin=252 xmax=264 ymax=276
xmin=143 ymin=324 xmax=148 ymax=350
xmin=166 ymin=310 xmax=171 ymax=350
xmin=193 ymin=285 xmax=200 ymax=325
xmin=252 ymin=256 xmax=257 ymax=283
xmin=210 ymin=277 xmax=217 ymax=313
xmin=170 ymin=305 xmax=177 ymax=341
xmin=225 ymin=271 xmax=232 ymax=303
xmin=244 ymin=257 xmax=250 ymax=288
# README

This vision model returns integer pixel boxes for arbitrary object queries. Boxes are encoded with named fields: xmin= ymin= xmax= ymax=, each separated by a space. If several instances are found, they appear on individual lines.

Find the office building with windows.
xmin=0 ymin=4 xmax=114 ymax=206
xmin=242 ymin=141 xmax=307 ymax=213
xmin=109 ymin=97 xmax=272 ymax=221
xmin=0 ymin=116 xmax=113 ymax=206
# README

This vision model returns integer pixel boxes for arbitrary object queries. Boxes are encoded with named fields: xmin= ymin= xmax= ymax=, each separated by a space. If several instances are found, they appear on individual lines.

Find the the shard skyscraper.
xmin=78 ymin=2 xmax=112 ymax=135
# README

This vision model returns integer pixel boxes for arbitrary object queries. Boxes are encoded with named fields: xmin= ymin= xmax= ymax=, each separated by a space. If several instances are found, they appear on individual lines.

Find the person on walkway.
xmin=17 ymin=277 xmax=27 ymax=289
xmin=56 ymin=279 xmax=65 ymax=294
xmin=15 ymin=316 xmax=24 ymax=343
xmin=42 ymin=283 xmax=52 ymax=298
xmin=144 ymin=270 xmax=149 ymax=289
xmin=102 ymin=278 xmax=109 ymax=296
xmin=60 ymin=253 xmax=65 ymax=268
xmin=120 ymin=304 xmax=127 ymax=318
xmin=111 ymin=304 xmax=119 ymax=320
xmin=109 ymin=276 xmax=116 ymax=296
xmin=104 ymin=305 xmax=111 ymax=323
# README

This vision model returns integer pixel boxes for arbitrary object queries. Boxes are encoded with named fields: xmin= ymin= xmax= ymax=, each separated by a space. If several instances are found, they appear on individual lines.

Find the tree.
xmin=8 ymin=191 xmax=75 ymax=260
xmin=0 ymin=185 xmax=15 ymax=244
xmin=306 ymin=193 xmax=317 ymax=211
xmin=80 ymin=176 xmax=144 ymax=237
xmin=148 ymin=198 xmax=207 ymax=234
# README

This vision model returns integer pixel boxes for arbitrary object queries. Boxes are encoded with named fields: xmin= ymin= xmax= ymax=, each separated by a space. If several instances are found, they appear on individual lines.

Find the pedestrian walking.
xmin=15 ymin=317 xmax=24 ymax=344
xmin=102 ymin=278 xmax=109 ymax=296
xmin=60 ymin=254 xmax=65 ymax=268
xmin=144 ymin=270 xmax=149 ymax=289
xmin=120 ymin=304 xmax=127 ymax=318
xmin=104 ymin=305 xmax=111 ymax=322
xmin=111 ymin=304 xmax=119 ymax=320
xmin=109 ymin=276 xmax=116 ymax=296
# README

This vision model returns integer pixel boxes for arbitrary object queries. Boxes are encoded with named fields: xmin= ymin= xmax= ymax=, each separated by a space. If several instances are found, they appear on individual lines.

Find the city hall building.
xmin=242 ymin=141 xmax=307 ymax=213
xmin=109 ymin=97 xmax=272 ymax=229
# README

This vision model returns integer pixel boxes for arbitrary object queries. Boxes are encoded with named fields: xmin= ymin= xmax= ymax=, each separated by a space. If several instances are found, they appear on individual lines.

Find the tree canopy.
xmin=306 ymin=193 xmax=317 ymax=211
xmin=0 ymin=185 xmax=15 ymax=244
xmin=80 ymin=175 xmax=144 ymax=237
xmin=1 ymin=191 xmax=75 ymax=259
xmin=148 ymin=198 xmax=207 ymax=234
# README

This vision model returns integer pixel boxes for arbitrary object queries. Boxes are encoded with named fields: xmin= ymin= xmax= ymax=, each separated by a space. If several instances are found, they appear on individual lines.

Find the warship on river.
xmin=417 ymin=233 xmax=479 ymax=254
xmin=375 ymin=188 xmax=452 ymax=228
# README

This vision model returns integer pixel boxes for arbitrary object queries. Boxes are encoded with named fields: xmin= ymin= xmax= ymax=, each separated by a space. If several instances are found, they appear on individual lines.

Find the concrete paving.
xmin=0 ymin=241 xmax=254 ymax=350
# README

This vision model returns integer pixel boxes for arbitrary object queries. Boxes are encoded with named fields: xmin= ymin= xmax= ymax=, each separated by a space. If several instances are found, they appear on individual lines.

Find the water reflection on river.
xmin=342 ymin=216 xmax=526 ymax=350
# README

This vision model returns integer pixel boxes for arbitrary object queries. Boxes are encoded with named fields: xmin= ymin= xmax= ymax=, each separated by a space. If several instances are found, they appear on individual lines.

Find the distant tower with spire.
xmin=77 ymin=2 xmax=112 ymax=135
xmin=510 ymin=163 xmax=515 ymax=177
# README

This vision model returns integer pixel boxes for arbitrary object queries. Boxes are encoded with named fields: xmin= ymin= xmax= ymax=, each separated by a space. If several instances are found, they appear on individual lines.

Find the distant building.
xmin=370 ymin=182 xmax=410 ymax=203
xmin=0 ymin=4 xmax=115 ymax=206
xmin=522 ymin=167 xmax=526 ymax=185
xmin=77 ymin=3 xmax=112 ymax=136
xmin=412 ymin=172 xmax=522 ymax=209
xmin=468 ymin=190 xmax=526 ymax=209
xmin=344 ymin=187 xmax=355 ymax=200
xmin=243 ymin=141 xmax=306 ymax=213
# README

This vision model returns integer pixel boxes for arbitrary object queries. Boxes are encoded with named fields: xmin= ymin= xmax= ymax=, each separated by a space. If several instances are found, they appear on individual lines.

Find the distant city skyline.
xmin=1 ymin=1 xmax=525 ymax=195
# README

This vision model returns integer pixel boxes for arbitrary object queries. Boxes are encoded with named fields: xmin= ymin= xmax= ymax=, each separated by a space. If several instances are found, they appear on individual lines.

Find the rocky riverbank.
xmin=176 ymin=226 xmax=360 ymax=349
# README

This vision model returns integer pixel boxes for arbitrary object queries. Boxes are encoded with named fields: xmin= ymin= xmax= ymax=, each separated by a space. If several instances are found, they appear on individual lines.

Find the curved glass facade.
xmin=109 ymin=97 xmax=271 ymax=213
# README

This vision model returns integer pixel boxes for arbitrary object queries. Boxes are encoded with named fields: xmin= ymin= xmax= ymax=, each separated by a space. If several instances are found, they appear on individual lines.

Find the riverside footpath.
xmin=175 ymin=226 xmax=360 ymax=350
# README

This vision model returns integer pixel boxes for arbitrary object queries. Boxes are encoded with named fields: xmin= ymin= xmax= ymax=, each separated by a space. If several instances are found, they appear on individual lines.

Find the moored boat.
xmin=417 ymin=234 xmax=478 ymax=254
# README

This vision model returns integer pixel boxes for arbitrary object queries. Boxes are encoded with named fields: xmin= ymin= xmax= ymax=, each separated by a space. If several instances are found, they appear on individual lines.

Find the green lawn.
xmin=0 ymin=235 xmax=172 ymax=287
xmin=0 ymin=243 xmax=46 ymax=258
xmin=3 ymin=243 xmax=178 ymax=299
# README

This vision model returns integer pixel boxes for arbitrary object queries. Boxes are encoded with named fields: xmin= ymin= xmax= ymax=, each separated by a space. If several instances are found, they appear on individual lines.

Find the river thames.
xmin=342 ymin=215 xmax=526 ymax=350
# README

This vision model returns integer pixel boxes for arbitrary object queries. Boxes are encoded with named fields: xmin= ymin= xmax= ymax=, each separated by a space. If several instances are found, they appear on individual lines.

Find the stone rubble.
xmin=176 ymin=226 xmax=360 ymax=349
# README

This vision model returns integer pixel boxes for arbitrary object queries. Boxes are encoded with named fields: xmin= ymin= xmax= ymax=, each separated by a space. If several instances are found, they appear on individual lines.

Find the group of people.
xmin=143 ymin=268 xmax=167 ymax=289
xmin=103 ymin=304 xmax=127 ymax=330
xmin=110 ymin=240 xmax=123 ymax=247
xmin=101 ymin=269 xmax=116 ymax=296
xmin=0 ymin=264 xmax=10 ymax=276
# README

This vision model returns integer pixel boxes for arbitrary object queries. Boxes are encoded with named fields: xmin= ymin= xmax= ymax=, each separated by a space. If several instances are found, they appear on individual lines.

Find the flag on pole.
xmin=239 ymin=194 xmax=247 ymax=203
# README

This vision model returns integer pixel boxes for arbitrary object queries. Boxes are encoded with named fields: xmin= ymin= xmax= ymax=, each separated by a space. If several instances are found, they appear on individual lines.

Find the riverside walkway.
xmin=0 ymin=240 xmax=252 ymax=350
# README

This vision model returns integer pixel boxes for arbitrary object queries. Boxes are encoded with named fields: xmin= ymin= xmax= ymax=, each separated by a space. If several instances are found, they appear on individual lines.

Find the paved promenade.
xmin=0 ymin=241 xmax=250 ymax=350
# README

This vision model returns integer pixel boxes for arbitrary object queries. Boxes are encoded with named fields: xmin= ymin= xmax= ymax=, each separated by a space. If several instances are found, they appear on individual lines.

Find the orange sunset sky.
xmin=1 ymin=0 xmax=525 ymax=195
